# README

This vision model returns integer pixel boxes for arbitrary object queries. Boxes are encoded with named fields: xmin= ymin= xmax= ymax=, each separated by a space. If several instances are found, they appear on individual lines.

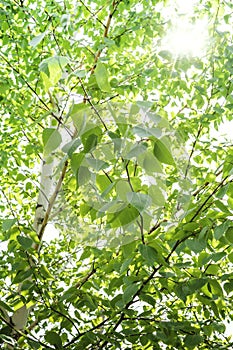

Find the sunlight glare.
xmin=162 ymin=19 xmax=208 ymax=57
xmin=158 ymin=0 xmax=209 ymax=57
xmin=175 ymin=0 xmax=198 ymax=14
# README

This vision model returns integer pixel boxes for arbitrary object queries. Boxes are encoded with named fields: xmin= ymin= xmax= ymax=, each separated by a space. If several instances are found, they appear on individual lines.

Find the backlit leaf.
xmin=42 ymin=128 xmax=62 ymax=155
xmin=127 ymin=192 xmax=152 ymax=212
xmin=153 ymin=138 xmax=174 ymax=165
xmin=95 ymin=61 xmax=111 ymax=92
xmin=29 ymin=32 xmax=46 ymax=47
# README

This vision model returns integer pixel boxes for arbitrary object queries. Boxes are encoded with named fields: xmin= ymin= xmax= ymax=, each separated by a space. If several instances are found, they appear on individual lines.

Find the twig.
xmin=91 ymin=0 xmax=122 ymax=72
xmin=78 ymin=78 xmax=108 ymax=130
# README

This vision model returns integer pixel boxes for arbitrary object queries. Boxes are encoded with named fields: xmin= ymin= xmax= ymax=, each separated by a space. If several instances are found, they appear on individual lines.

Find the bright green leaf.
xmin=42 ymin=128 xmax=62 ymax=155
xmin=153 ymin=138 xmax=175 ymax=165
xmin=95 ymin=61 xmax=111 ymax=92
xmin=107 ymin=205 xmax=139 ymax=228
xmin=29 ymin=32 xmax=46 ymax=47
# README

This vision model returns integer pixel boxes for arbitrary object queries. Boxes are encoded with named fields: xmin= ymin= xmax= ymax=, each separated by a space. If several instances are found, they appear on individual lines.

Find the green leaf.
xmin=215 ymin=199 xmax=231 ymax=213
xmin=139 ymin=152 xmax=163 ymax=174
xmin=107 ymin=205 xmax=139 ymax=228
xmin=139 ymin=244 xmax=159 ymax=266
xmin=45 ymin=331 xmax=62 ymax=348
xmin=83 ymin=134 xmax=98 ymax=153
xmin=188 ymin=278 xmax=207 ymax=293
xmin=140 ymin=293 xmax=155 ymax=306
xmin=209 ymin=279 xmax=223 ymax=296
xmin=62 ymin=138 xmax=81 ymax=156
xmin=13 ymin=269 xmax=33 ymax=284
xmin=184 ymin=334 xmax=203 ymax=348
xmin=70 ymin=103 xmax=87 ymax=118
xmin=29 ymin=32 xmax=46 ymax=47
xmin=28 ymin=340 xmax=41 ymax=349
xmin=123 ymin=283 xmax=139 ymax=304
xmin=0 ymin=300 xmax=13 ymax=313
xmin=214 ymin=221 xmax=229 ymax=239
xmin=225 ymin=227 xmax=233 ymax=243
xmin=40 ymin=265 xmax=54 ymax=279
xmin=95 ymin=61 xmax=111 ymax=92
xmin=148 ymin=185 xmax=165 ymax=206
xmin=40 ymin=56 xmax=69 ymax=75
xmin=70 ymin=105 xmax=87 ymax=134
xmin=158 ymin=50 xmax=173 ymax=60
xmin=183 ymin=222 xmax=199 ymax=231
xmin=205 ymin=264 xmax=219 ymax=275
xmin=224 ymin=280 xmax=233 ymax=293
xmin=39 ymin=55 xmax=69 ymax=88
xmin=74 ymin=70 xmax=86 ymax=78
xmin=77 ymin=166 xmax=91 ymax=187
xmin=17 ymin=236 xmax=33 ymax=249
xmin=127 ymin=192 xmax=152 ymax=212
xmin=131 ymin=126 xmax=161 ymax=138
xmin=153 ymin=138 xmax=174 ymax=165
xmin=40 ymin=71 xmax=52 ymax=91
xmin=116 ymin=180 xmax=132 ymax=201
xmin=80 ymin=202 xmax=91 ymax=217
xmin=186 ymin=238 xmax=206 ymax=253
xmin=42 ymin=128 xmax=62 ymax=155
xmin=71 ymin=152 xmax=85 ymax=174
xmin=120 ymin=257 xmax=133 ymax=274
xmin=125 ymin=144 xmax=147 ymax=159
xmin=174 ymin=284 xmax=190 ymax=303
xmin=86 ymin=157 xmax=109 ymax=171
xmin=228 ymin=252 xmax=233 ymax=263
xmin=2 ymin=218 xmax=17 ymax=232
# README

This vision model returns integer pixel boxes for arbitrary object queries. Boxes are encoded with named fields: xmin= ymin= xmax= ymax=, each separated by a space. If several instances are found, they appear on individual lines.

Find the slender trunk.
xmin=5 ymin=122 xmax=73 ymax=347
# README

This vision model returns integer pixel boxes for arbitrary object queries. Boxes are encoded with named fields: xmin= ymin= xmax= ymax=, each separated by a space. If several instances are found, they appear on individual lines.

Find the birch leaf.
xmin=95 ymin=61 xmax=111 ymax=92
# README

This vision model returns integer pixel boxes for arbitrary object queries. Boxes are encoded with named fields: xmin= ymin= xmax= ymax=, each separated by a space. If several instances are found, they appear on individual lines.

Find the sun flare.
xmin=162 ymin=19 xmax=209 ymax=57
xmin=157 ymin=0 xmax=209 ymax=57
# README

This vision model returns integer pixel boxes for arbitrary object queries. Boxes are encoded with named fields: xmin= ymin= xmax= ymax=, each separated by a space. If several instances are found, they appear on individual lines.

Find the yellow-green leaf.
xmin=153 ymin=138 xmax=175 ymax=165
xmin=95 ymin=61 xmax=111 ymax=92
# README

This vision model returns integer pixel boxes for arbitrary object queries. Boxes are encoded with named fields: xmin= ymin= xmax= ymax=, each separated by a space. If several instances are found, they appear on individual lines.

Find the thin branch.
xmin=190 ymin=175 xmax=230 ymax=222
xmin=0 ymin=52 xmax=64 ymax=125
xmin=148 ymin=219 xmax=168 ymax=235
xmin=138 ymin=214 xmax=145 ymax=244
xmin=91 ymin=0 xmax=122 ymax=71
xmin=79 ymin=0 xmax=105 ymax=27
xmin=78 ymin=78 xmax=108 ymax=130
xmin=184 ymin=124 xmax=203 ymax=178
xmin=75 ymin=263 xmax=97 ymax=289
xmin=26 ymin=251 xmax=80 ymax=335
xmin=0 ymin=314 xmax=54 ymax=350
xmin=96 ymin=174 xmax=233 ymax=348
xmin=124 ymin=160 xmax=134 ymax=192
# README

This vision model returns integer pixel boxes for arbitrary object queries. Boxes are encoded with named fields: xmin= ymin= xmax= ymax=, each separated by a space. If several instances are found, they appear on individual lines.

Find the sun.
xmin=157 ymin=0 xmax=209 ymax=57
xmin=162 ymin=19 xmax=208 ymax=57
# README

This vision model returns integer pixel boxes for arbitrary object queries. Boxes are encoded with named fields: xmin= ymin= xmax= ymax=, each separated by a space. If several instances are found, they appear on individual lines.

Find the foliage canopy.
xmin=0 ymin=0 xmax=233 ymax=349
